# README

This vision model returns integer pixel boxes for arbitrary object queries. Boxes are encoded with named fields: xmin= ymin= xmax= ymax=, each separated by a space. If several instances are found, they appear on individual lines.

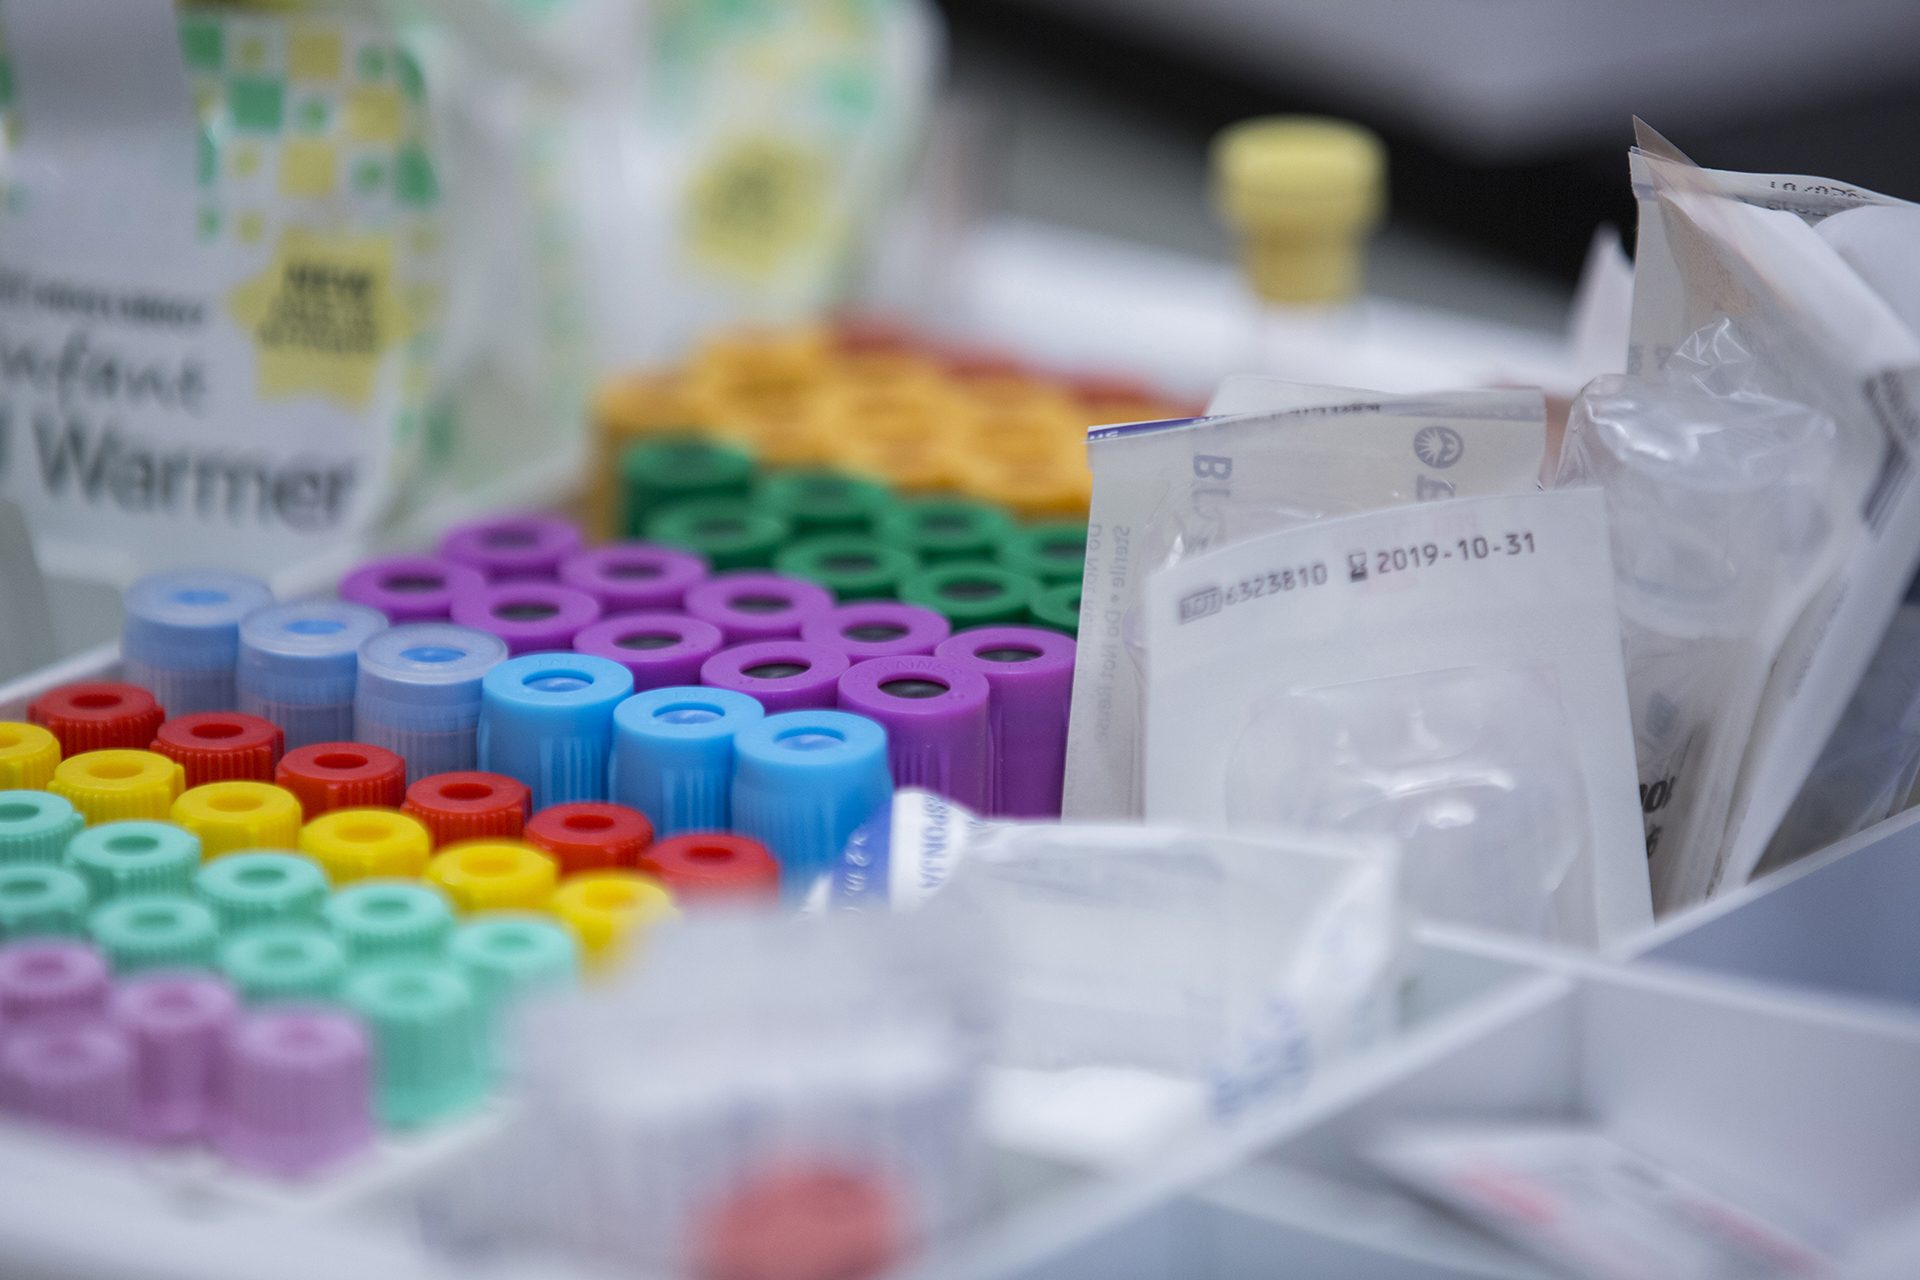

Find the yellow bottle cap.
xmin=425 ymin=841 xmax=559 ymax=913
xmin=549 ymin=871 xmax=676 ymax=968
xmin=49 ymin=750 xmax=186 ymax=825
xmin=1212 ymin=115 xmax=1386 ymax=305
xmin=0 ymin=722 xmax=61 ymax=790
xmin=689 ymin=327 xmax=831 ymax=401
xmin=689 ymin=382 xmax=827 ymax=468
xmin=300 ymin=808 xmax=433 ymax=884
xmin=171 ymin=782 xmax=304 ymax=859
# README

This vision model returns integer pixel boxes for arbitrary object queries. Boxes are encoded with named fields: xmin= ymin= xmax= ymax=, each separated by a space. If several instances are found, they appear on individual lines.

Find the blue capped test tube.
xmin=478 ymin=654 xmax=634 ymax=810
xmin=122 ymin=571 xmax=274 ymax=716
xmin=353 ymin=624 xmax=509 ymax=783
xmin=238 ymin=601 xmax=389 ymax=751
xmin=731 ymin=710 xmax=892 ymax=893
xmin=609 ymin=687 xmax=765 ymax=837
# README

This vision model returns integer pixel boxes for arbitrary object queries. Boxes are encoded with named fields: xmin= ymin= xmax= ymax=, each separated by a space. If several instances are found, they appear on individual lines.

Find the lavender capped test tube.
xmin=439 ymin=514 xmax=584 ymax=582
xmin=0 ymin=1022 xmax=136 ymax=1141
xmin=0 ymin=940 xmax=112 ymax=1028
xmin=451 ymin=582 xmax=603 ymax=657
xmin=684 ymin=573 xmax=835 ymax=645
xmin=339 ymin=556 xmax=487 ymax=624
xmin=213 ymin=1007 xmax=375 ymax=1177
xmin=801 ymin=602 xmax=951 ymax=662
xmin=559 ymin=543 xmax=708 ymax=614
xmin=701 ymin=641 xmax=851 ymax=714
xmin=573 ymin=613 xmax=727 ymax=692
xmin=935 ymin=627 xmax=1076 ymax=818
xmin=110 ymin=972 xmax=239 ymax=1142
xmin=836 ymin=655 xmax=991 ymax=810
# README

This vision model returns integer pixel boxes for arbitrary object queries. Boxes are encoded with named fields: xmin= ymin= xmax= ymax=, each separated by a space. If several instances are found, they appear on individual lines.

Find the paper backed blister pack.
xmin=1141 ymin=488 xmax=1650 ymax=946
xmin=1628 ymin=125 xmax=1920 ymax=903
xmin=1065 ymin=384 xmax=1546 ymax=820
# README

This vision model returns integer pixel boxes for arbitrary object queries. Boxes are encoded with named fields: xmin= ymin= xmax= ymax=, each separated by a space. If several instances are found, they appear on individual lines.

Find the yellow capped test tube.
xmin=0 ymin=722 xmax=61 ymax=790
xmin=171 ymin=782 xmax=304 ymax=859
xmin=426 ymin=841 xmax=559 ymax=913
xmin=549 ymin=871 xmax=676 ymax=969
xmin=300 ymin=808 xmax=433 ymax=884
xmin=49 ymin=751 xmax=185 ymax=825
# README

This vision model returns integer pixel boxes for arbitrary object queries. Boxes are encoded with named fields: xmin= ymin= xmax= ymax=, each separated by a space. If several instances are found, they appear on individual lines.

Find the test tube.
xmin=219 ymin=924 xmax=348 ymax=1003
xmin=438 ymin=514 xmax=584 ymax=583
xmin=644 ymin=499 xmax=792 ymax=571
xmin=339 ymin=554 xmax=486 ymax=624
xmin=558 ymin=543 xmax=709 ymax=614
xmin=609 ymin=687 xmax=765 ymax=837
xmin=875 ymin=496 xmax=1015 ymax=563
xmin=324 ymin=881 xmax=455 ymax=959
xmin=193 ymin=853 xmax=330 ymax=931
xmin=1029 ymin=582 xmax=1081 ymax=635
xmin=121 ymin=570 xmax=274 ymax=716
xmin=402 ymin=772 xmax=531 ymax=847
xmin=238 ymin=601 xmax=388 ymax=750
xmin=65 ymin=822 xmax=201 ymax=902
xmin=684 ymin=572 xmax=836 ymax=645
xmin=548 ymin=872 xmax=674 ymax=968
xmin=836 ymin=656 xmax=991 ymax=810
xmin=88 ymin=895 xmax=222 ymax=973
xmin=900 ymin=564 xmax=1039 ymax=629
xmin=449 ymin=581 xmax=604 ymax=657
xmin=755 ymin=468 xmax=895 ymax=536
xmin=478 ymin=654 xmax=634 ymax=809
xmin=354 ymin=624 xmax=509 ymax=783
xmin=730 ymin=710 xmax=893 ymax=891
xmin=620 ymin=437 xmax=757 ymax=537
xmin=801 ymin=602 xmax=951 ymax=661
xmin=424 ymin=842 xmax=559 ymax=914
xmin=340 ymin=959 xmax=489 ymax=1128
xmin=29 ymin=683 xmax=167 ymax=755
xmin=572 ymin=613 xmax=728 ymax=692
xmin=0 ymin=939 xmax=110 ymax=1026
xmin=638 ymin=833 xmax=781 ymax=905
xmin=0 ymin=722 xmax=61 ymax=790
xmin=701 ymin=641 xmax=850 ymax=713
xmin=774 ymin=536 xmax=919 ymax=602
xmin=0 ymin=792 xmax=83 ymax=867
xmin=170 ymin=782 xmax=304 ymax=860
xmin=523 ymin=803 xmax=654 ymax=876
xmin=150 ymin=713 xmax=284 ymax=788
xmin=0 ymin=1022 xmax=136 ymax=1141
xmin=935 ymin=627 xmax=1076 ymax=818
xmin=275 ymin=743 xmax=409 ymax=818
xmin=49 ymin=751 xmax=186 ymax=826
xmin=996 ymin=521 xmax=1088 ymax=586
xmin=213 ymin=1008 xmax=375 ymax=1177
xmin=110 ymin=972 xmax=238 ymax=1142
xmin=299 ymin=810 xmax=434 ymax=884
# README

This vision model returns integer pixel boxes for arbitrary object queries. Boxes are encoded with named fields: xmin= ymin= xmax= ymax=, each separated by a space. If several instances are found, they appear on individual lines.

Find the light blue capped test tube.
xmin=122 ymin=571 xmax=274 ymax=716
xmin=353 ymin=624 xmax=509 ymax=784
xmin=731 ymin=710 xmax=892 ymax=893
xmin=238 ymin=601 xmax=389 ymax=751
xmin=478 ymin=654 xmax=633 ymax=810
xmin=610 ymin=687 xmax=765 ymax=837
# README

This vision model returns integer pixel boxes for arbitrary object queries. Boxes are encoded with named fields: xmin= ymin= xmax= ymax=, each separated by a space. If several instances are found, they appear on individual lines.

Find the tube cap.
xmin=645 ymin=498 xmax=792 ymax=571
xmin=935 ymin=627 xmax=1075 ymax=818
xmin=324 ymin=881 xmax=455 ymax=959
xmin=1212 ymin=115 xmax=1385 ymax=305
xmin=193 ymin=853 xmax=329 ymax=931
xmin=30 ymin=683 xmax=168 ymax=756
xmin=1029 ymin=581 xmax=1081 ymax=635
xmin=354 ymin=624 xmax=508 ymax=783
xmin=478 ymin=654 xmax=634 ymax=809
xmin=49 ymin=751 xmax=186 ymax=826
xmin=899 ymin=564 xmax=1039 ymax=628
xmin=621 ymin=437 xmax=757 ymax=536
xmin=559 ymin=543 xmax=709 ymax=614
xmin=213 ymin=1007 xmax=375 ymax=1176
xmin=438 ymin=514 xmax=585 ymax=582
xmin=730 ymin=711 xmax=892 ymax=889
xmin=524 ymin=803 xmax=654 ymax=875
xmin=638 ymin=833 xmax=781 ymax=905
xmin=450 ymin=582 xmax=604 ymax=658
xmin=775 ymin=536 xmax=919 ymax=602
xmin=701 ymin=641 xmax=850 ymax=713
xmin=610 ymin=687 xmax=766 ymax=837
xmin=425 ymin=841 xmax=559 ymax=913
xmin=237 ymin=602 xmax=388 ymax=750
xmin=572 ymin=612 xmax=728 ymax=691
xmin=801 ymin=602 xmax=950 ymax=662
xmin=403 ymin=772 xmax=531 ymax=847
xmin=0 ymin=791 xmax=83 ymax=866
xmin=65 ymin=822 xmax=201 ymax=901
xmin=685 ymin=572 xmax=837 ymax=644
xmin=0 ymin=940 xmax=110 ymax=1025
xmin=0 ymin=865 xmax=92 ymax=941
xmin=275 ymin=743 xmax=407 ymax=818
xmin=120 ymin=570 xmax=274 ymax=717
xmin=341 ymin=959 xmax=488 ymax=1128
xmin=996 ymin=521 xmax=1088 ymax=585
xmin=448 ymin=914 xmax=579 ymax=1010
xmin=299 ymin=809 xmax=434 ymax=884
xmin=690 ymin=1164 xmax=905 ymax=1280
xmin=835 ymin=657 xmax=990 ymax=810
xmin=0 ymin=1022 xmax=136 ymax=1140
xmin=89 ymin=895 xmax=221 ymax=973
xmin=110 ymin=972 xmax=238 ymax=1142
xmin=548 ymin=872 xmax=675 ymax=967
xmin=756 ymin=468 xmax=895 ymax=536
xmin=0 ymin=722 xmax=60 ymax=790
xmin=219 ymin=923 xmax=348 ymax=1003
xmin=170 ymin=782 xmax=304 ymax=860
xmin=339 ymin=555 xmax=486 ymax=623
xmin=151 ymin=713 xmax=285 ymax=788
xmin=875 ymin=497 xmax=1014 ymax=563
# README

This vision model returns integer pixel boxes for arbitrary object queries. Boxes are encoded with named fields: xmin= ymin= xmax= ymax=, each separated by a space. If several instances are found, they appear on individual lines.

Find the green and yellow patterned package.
xmin=0 ymin=0 xmax=442 ymax=578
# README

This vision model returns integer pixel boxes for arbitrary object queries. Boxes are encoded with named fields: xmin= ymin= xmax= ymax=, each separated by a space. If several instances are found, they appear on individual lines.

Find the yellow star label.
xmin=229 ymin=229 xmax=410 ymax=410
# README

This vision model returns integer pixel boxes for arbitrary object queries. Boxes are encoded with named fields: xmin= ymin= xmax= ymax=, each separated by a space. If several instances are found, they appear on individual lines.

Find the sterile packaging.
xmin=1625 ymin=125 xmax=1920 ymax=904
xmin=0 ymin=0 xmax=444 ymax=580
xmin=1140 ymin=488 xmax=1651 ymax=946
xmin=1065 ymin=383 xmax=1546 ymax=820
xmin=422 ymin=908 xmax=992 ymax=1277
xmin=825 ymin=789 xmax=1403 ymax=1116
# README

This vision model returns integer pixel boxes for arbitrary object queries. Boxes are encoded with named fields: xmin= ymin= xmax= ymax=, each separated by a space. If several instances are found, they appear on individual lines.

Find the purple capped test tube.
xmin=451 ymin=581 xmax=604 ymax=656
xmin=0 ymin=1022 xmax=136 ymax=1140
xmin=559 ymin=543 xmax=708 ymax=614
xmin=936 ymin=627 xmax=1076 ymax=818
xmin=438 ymin=514 xmax=584 ymax=582
xmin=836 ymin=655 xmax=990 ymax=810
xmin=213 ymin=1007 xmax=375 ymax=1178
xmin=0 ymin=941 xmax=111 ymax=1029
xmin=701 ymin=641 xmax=851 ymax=714
xmin=685 ymin=573 xmax=836 ymax=645
xmin=339 ymin=555 xmax=487 ymax=624
xmin=110 ymin=972 xmax=239 ymax=1143
xmin=574 ymin=613 xmax=728 ymax=691
xmin=801 ymin=602 xmax=951 ymax=662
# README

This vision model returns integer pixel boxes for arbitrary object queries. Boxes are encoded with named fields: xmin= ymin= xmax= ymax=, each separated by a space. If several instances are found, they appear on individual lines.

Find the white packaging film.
xmin=1623 ymin=125 xmax=1920 ymax=904
xmin=1064 ymin=383 xmax=1548 ymax=821
xmin=1140 ymin=488 xmax=1651 ymax=947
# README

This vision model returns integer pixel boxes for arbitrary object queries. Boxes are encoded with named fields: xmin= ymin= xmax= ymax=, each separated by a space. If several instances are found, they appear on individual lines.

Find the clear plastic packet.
xmin=1064 ymin=383 xmax=1547 ymax=820
xmin=422 ymin=908 xmax=992 ymax=1277
xmin=1626 ymin=124 xmax=1920 ymax=902
xmin=1139 ymin=488 xmax=1651 ymax=946
xmin=0 ymin=0 xmax=444 ymax=580
xmin=819 ymin=789 xmax=1402 ymax=1117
